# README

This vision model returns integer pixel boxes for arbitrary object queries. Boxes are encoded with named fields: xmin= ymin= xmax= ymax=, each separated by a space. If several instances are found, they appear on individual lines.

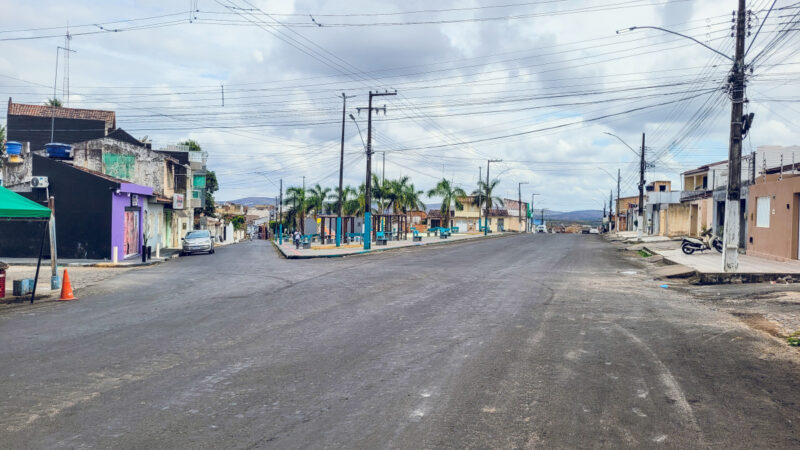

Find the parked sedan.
xmin=181 ymin=230 xmax=215 ymax=255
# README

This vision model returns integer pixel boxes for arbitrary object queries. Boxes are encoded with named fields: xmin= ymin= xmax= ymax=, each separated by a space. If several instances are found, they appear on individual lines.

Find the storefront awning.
xmin=0 ymin=186 xmax=51 ymax=219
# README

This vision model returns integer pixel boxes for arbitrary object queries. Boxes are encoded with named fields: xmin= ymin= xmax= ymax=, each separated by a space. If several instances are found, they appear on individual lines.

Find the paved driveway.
xmin=1 ymin=235 xmax=799 ymax=448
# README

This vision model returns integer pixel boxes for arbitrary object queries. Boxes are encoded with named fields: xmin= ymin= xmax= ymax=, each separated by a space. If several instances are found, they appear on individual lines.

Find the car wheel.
xmin=179 ymin=251 xmax=185 ymax=257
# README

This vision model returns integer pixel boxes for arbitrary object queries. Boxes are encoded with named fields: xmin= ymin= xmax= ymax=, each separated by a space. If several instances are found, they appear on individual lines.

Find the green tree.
xmin=45 ymin=98 xmax=62 ymax=107
xmin=0 ymin=124 xmax=5 ymax=144
xmin=371 ymin=174 xmax=392 ymax=213
xmin=307 ymin=184 xmax=331 ymax=218
xmin=388 ymin=176 xmax=425 ymax=213
xmin=471 ymin=178 xmax=504 ymax=215
xmin=201 ymin=170 xmax=219 ymax=217
xmin=180 ymin=139 xmax=202 ymax=152
xmin=427 ymin=178 xmax=466 ymax=229
xmin=330 ymin=185 xmax=361 ymax=217
xmin=284 ymin=186 xmax=308 ymax=233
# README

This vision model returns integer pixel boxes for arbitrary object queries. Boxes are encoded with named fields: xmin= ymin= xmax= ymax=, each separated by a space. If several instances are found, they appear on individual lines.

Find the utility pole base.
xmin=722 ymin=198 xmax=740 ymax=272
xmin=637 ymin=214 xmax=643 ymax=240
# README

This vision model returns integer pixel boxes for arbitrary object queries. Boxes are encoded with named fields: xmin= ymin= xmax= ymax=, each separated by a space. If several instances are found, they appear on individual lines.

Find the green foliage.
xmin=284 ymin=186 xmax=308 ymax=233
xmin=200 ymin=170 xmax=219 ymax=217
xmin=180 ymin=139 xmax=202 ymax=152
xmin=637 ymin=249 xmax=653 ymax=258
xmin=307 ymin=184 xmax=332 ymax=217
xmin=787 ymin=331 xmax=800 ymax=346
xmin=471 ymin=178 xmax=504 ymax=213
xmin=230 ymin=215 xmax=245 ymax=230
xmin=427 ymin=178 xmax=466 ymax=228
xmin=0 ymin=124 xmax=5 ymax=144
xmin=45 ymin=98 xmax=62 ymax=107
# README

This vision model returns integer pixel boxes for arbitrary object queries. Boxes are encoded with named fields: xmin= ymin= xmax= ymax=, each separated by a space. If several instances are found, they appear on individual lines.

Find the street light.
xmin=349 ymin=114 xmax=367 ymax=153
xmin=603 ymin=132 xmax=639 ymax=157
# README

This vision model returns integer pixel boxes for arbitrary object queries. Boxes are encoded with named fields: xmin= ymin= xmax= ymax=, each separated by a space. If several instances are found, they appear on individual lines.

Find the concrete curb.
xmin=271 ymin=233 xmax=517 ymax=259
xmin=4 ymin=252 xmax=180 ymax=268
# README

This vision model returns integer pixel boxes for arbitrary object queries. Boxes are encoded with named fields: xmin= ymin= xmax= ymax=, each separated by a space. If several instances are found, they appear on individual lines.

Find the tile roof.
xmin=8 ymin=98 xmax=115 ymax=128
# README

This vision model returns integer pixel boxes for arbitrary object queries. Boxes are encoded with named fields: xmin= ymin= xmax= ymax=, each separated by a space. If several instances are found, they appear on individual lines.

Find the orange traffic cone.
xmin=59 ymin=269 xmax=76 ymax=301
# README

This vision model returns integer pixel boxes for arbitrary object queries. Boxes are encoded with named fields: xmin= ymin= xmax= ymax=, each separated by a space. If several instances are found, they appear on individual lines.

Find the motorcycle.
xmin=681 ymin=230 xmax=723 ymax=255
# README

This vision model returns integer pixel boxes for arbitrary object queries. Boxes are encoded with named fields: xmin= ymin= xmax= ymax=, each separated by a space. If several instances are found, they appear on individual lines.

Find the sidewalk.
xmin=0 ymin=248 xmax=182 ymax=268
xmin=644 ymin=240 xmax=800 ymax=283
xmin=273 ymin=232 xmax=510 ymax=258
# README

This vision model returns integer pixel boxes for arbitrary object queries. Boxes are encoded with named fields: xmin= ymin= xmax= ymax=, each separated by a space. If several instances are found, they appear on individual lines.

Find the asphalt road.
xmin=2 ymin=234 xmax=800 ymax=448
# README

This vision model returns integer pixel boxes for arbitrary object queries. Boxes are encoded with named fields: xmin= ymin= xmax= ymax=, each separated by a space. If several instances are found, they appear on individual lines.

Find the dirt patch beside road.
xmin=2 ymin=266 xmax=135 ymax=306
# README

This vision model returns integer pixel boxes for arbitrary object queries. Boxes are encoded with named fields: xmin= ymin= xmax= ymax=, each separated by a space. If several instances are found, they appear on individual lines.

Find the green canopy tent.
xmin=0 ymin=186 xmax=52 ymax=302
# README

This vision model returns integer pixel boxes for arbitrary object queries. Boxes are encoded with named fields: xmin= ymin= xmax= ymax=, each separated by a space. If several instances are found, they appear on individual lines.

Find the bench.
xmin=346 ymin=233 xmax=362 ymax=243
xmin=412 ymin=230 xmax=422 ymax=242
xmin=376 ymin=231 xmax=388 ymax=246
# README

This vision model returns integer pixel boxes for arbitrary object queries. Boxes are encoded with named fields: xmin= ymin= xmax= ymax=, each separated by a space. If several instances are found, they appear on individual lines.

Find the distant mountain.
xmin=220 ymin=196 xmax=277 ymax=207
xmin=547 ymin=210 xmax=603 ymax=221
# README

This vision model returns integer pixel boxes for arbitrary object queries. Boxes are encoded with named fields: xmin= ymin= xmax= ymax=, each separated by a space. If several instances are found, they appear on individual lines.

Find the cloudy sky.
xmin=1 ymin=0 xmax=798 ymax=211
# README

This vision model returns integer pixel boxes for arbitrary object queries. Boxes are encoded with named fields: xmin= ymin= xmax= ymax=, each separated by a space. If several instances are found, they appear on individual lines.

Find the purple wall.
xmin=110 ymin=184 xmax=153 ymax=261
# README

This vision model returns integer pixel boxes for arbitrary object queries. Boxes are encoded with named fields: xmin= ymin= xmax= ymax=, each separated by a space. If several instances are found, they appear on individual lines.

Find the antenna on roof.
xmin=63 ymin=25 xmax=72 ymax=106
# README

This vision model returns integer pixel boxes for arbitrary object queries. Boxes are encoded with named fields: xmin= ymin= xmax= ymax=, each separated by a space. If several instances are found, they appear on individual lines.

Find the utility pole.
xmin=278 ymin=179 xmax=283 ymax=244
xmin=616 ymin=168 xmax=621 ymax=233
xmin=478 ymin=166 xmax=482 ymax=232
xmin=484 ymin=159 xmax=502 ymax=235
xmin=609 ymin=189 xmax=613 ymax=232
xmin=723 ymin=0 xmax=747 ymax=272
xmin=382 ymin=151 xmax=386 ymax=184
xmin=638 ymin=133 xmax=645 ymax=240
xmin=531 ymin=193 xmax=539 ymax=232
xmin=356 ymin=90 xmax=396 ymax=250
xmin=302 ymin=175 xmax=305 ymax=191
xmin=518 ymin=181 xmax=528 ymax=232
xmin=337 ymin=92 xmax=354 ymax=248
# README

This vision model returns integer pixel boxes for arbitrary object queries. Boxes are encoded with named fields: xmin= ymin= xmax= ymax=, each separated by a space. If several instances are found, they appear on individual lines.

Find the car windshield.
xmin=186 ymin=231 xmax=210 ymax=239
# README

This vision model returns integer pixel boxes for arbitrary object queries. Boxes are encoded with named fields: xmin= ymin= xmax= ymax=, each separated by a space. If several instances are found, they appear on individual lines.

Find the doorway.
xmin=689 ymin=204 xmax=699 ymax=236
xmin=124 ymin=209 xmax=140 ymax=257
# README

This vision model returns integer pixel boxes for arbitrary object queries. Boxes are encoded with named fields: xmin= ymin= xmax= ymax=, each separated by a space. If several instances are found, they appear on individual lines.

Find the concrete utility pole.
xmin=382 ymin=151 xmax=386 ymax=184
xmin=48 ymin=196 xmax=59 ymax=289
xmin=530 ymin=193 xmax=539 ymax=232
xmin=337 ymin=92 xmax=355 ymax=248
xmin=723 ymin=0 xmax=747 ymax=272
xmin=518 ymin=181 xmax=528 ymax=232
xmin=278 ymin=179 xmax=283 ymax=244
xmin=356 ymin=90 xmax=396 ymax=250
xmin=484 ymin=159 xmax=502 ymax=235
xmin=609 ymin=189 xmax=613 ymax=232
xmin=616 ymin=168 xmax=621 ymax=233
xmin=478 ymin=166 xmax=482 ymax=232
xmin=638 ymin=133 xmax=645 ymax=241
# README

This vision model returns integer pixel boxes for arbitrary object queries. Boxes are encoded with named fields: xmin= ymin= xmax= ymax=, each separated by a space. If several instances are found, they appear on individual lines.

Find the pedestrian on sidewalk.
xmin=293 ymin=230 xmax=301 ymax=249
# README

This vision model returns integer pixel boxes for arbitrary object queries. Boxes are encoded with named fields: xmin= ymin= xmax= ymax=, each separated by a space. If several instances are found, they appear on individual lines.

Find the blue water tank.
xmin=5 ymin=141 xmax=21 ymax=155
xmin=45 ymin=142 xmax=72 ymax=158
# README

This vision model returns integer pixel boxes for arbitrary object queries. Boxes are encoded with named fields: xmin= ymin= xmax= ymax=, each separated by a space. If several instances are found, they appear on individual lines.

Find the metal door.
xmin=124 ymin=210 xmax=139 ymax=257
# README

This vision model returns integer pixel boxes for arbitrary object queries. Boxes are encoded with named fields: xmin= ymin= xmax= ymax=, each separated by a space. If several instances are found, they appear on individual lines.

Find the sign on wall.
xmin=173 ymin=193 xmax=185 ymax=210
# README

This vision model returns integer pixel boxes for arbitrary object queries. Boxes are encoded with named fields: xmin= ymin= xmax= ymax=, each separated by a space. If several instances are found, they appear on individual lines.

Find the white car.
xmin=589 ymin=228 xmax=600 ymax=234
xmin=181 ymin=230 xmax=215 ymax=255
xmin=536 ymin=225 xmax=547 ymax=233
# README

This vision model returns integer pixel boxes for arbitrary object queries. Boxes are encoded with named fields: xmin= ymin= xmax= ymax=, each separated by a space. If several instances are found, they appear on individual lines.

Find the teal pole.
xmin=364 ymin=212 xmax=371 ymax=249
xmin=336 ymin=217 xmax=341 ymax=247
xmin=279 ymin=223 xmax=283 ymax=245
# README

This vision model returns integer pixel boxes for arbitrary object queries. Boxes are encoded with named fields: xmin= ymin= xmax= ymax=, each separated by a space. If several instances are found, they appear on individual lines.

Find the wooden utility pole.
xmin=337 ymin=92 xmax=354 ymax=247
xmin=638 ymin=133 xmax=645 ymax=240
xmin=357 ymin=90 xmax=396 ymax=250
xmin=722 ymin=0 xmax=747 ymax=272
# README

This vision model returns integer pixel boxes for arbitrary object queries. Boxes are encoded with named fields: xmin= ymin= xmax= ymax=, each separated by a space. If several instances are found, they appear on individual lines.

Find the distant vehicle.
xmin=589 ymin=228 xmax=600 ymax=234
xmin=581 ymin=226 xmax=591 ymax=234
xmin=181 ymin=230 xmax=215 ymax=256
xmin=536 ymin=225 xmax=547 ymax=233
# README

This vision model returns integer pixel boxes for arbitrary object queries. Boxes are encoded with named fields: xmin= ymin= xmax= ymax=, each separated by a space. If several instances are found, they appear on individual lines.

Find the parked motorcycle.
xmin=681 ymin=230 xmax=723 ymax=255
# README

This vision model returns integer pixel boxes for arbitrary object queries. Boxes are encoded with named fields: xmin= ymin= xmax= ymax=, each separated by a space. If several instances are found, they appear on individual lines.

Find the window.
xmin=756 ymin=196 xmax=770 ymax=228
xmin=659 ymin=185 xmax=666 ymax=192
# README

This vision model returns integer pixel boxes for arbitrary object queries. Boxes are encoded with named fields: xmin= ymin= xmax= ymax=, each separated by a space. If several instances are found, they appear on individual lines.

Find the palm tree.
xmin=397 ymin=180 xmax=425 ymax=214
xmin=471 ymin=178 xmax=504 ymax=217
xmin=307 ymin=184 xmax=331 ymax=218
xmin=331 ymin=186 xmax=360 ymax=217
xmin=371 ymin=174 xmax=390 ymax=213
xmin=284 ymin=186 xmax=308 ymax=233
xmin=427 ymin=178 xmax=466 ymax=229
xmin=45 ymin=98 xmax=62 ymax=107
